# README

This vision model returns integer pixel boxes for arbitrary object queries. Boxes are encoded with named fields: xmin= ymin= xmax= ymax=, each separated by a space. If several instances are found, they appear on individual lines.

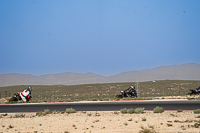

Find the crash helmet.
xmin=131 ymin=85 xmax=135 ymax=88
xmin=27 ymin=87 xmax=32 ymax=91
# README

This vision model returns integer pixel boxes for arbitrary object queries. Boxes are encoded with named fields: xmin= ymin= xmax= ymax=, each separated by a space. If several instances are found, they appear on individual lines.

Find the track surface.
xmin=0 ymin=100 xmax=200 ymax=113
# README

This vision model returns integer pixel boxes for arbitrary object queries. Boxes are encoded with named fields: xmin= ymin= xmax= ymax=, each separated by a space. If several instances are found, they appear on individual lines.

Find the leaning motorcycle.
xmin=187 ymin=89 xmax=200 ymax=95
xmin=115 ymin=90 xmax=138 ymax=98
xmin=9 ymin=92 xmax=31 ymax=102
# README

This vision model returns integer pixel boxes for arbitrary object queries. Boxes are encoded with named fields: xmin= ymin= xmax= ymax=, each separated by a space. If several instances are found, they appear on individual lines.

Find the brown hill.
xmin=0 ymin=63 xmax=200 ymax=86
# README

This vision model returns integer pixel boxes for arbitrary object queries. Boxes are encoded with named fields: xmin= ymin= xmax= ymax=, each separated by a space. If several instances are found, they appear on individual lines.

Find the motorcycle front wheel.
xmin=9 ymin=97 xmax=18 ymax=102
xmin=115 ymin=95 xmax=123 ymax=98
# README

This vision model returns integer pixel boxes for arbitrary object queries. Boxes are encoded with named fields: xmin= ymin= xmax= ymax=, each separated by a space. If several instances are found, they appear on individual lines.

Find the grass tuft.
xmin=66 ymin=108 xmax=76 ymax=114
xmin=9 ymin=124 xmax=14 ymax=128
xmin=194 ymin=109 xmax=200 ymax=114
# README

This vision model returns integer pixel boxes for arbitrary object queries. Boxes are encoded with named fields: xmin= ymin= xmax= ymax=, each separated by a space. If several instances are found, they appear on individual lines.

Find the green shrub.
xmin=66 ymin=108 xmax=76 ymax=114
xmin=196 ymin=97 xmax=200 ymax=100
xmin=114 ymin=97 xmax=120 ymax=101
xmin=120 ymin=108 xmax=127 ymax=114
xmin=2 ymin=113 xmax=7 ymax=116
xmin=95 ymin=112 xmax=100 ymax=116
xmin=142 ymin=117 xmax=146 ymax=121
xmin=139 ymin=128 xmax=155 ymax=133
xmin=102 ymin=98 xmax=109 ymax=101
xmin=92 ymin=98 xmax=98 ymax=101
xmin=194 ymin=109 xmax=200 ymax=114
xmin=127 ymin=108 xmax=135 ymax=114
xmin=177 ymin=109 xmax=182 ymax=112
xmin=124 ymin=122 xmax=128 ymax=126
xmin=14 ymin=114 xmax=25 ymax=118
xmin=174 ymin=120 xmax=181 ymax=122
xmin=170 ymin=114 xmax=175 ymax=116
xmin=167 ymin=124 xmax=173 ymax=126
xmin=43 ymin=109 xmax=50 ymax=115
xmin=114 ymin=111 xmax=118 ymax=114
xmin=149 ymin=125 xmax=154 ymax=129
xmin=14 ymin=114 xmax=20 ymax=118
xmin=135 ymin=107 xmax=145 ymax=114
xmin=9 ymin=124 xmax=14 ymax=128
xmin=194 ymin=123 xmax=200 ymax=128
xmin=36 ymin=111 xmax=43 ymax=116
xmin=196 ymin=115 xmax=200 ymax=118
xmin=20 ymin=114 xmax=25 ymax=117
xmin=153 ymin=106 xmax=164 ymax=113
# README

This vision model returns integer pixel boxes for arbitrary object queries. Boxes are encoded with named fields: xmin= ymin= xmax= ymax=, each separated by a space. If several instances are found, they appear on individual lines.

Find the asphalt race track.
xmin=0 ymin=100 xmax=200 ymax=113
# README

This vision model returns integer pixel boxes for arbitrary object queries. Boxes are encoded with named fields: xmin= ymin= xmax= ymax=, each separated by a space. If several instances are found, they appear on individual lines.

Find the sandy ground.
xmin=0 ymin=111 xmax=200 ymax=133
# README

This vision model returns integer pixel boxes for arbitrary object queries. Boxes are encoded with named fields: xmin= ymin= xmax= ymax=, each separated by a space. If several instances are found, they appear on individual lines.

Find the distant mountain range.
xmin=0 ymin=63 xmax=200 ymax=87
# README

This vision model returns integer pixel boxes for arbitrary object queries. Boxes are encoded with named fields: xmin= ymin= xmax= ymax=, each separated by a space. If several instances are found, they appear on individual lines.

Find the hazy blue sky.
xmin=0 ymin=0 xmax=200 ymax=76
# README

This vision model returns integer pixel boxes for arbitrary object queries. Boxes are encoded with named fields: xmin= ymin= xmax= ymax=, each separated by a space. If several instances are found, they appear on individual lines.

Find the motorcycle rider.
xmin=19 ymin=87 xmax=32 ymax=102
xmin=124 ymin=85 xmax=135 ymax=97
xmin=196 ymin=86 xmax=200 ymax=93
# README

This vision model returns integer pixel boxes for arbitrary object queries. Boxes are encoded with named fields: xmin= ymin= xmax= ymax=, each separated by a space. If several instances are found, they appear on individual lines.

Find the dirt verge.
xmin=0 ymin=111 xmax=200 ymax=133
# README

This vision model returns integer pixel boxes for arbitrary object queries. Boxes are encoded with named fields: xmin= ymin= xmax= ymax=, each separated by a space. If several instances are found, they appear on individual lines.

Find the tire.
xmin=115 ymin=95 xmax=123 ymax=98
xmin=9 ymin=97 xmax=18 ymax=102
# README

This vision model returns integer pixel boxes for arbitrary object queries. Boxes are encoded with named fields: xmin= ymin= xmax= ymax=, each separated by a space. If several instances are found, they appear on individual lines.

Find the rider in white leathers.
xmin=19 ymin=87 xmax=32 ymax=102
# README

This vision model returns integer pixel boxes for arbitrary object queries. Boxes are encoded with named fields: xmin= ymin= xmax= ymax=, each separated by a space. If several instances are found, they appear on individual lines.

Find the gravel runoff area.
xmin=0 ymin=110 xmax=200 ymax=133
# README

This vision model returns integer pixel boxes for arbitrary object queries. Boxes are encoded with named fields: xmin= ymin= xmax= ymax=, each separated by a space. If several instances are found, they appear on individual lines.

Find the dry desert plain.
xmin=0 ymin=110 xmax=200 ymax=133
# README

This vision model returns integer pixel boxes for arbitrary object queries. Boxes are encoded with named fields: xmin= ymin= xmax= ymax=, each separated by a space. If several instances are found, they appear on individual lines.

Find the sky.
xmin=0 ymin=0 xmax=200 ymax=76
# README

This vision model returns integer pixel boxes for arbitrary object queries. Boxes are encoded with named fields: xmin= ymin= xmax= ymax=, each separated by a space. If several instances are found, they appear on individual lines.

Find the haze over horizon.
xmin=1 ymin=0 xmax=200 ymax=76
